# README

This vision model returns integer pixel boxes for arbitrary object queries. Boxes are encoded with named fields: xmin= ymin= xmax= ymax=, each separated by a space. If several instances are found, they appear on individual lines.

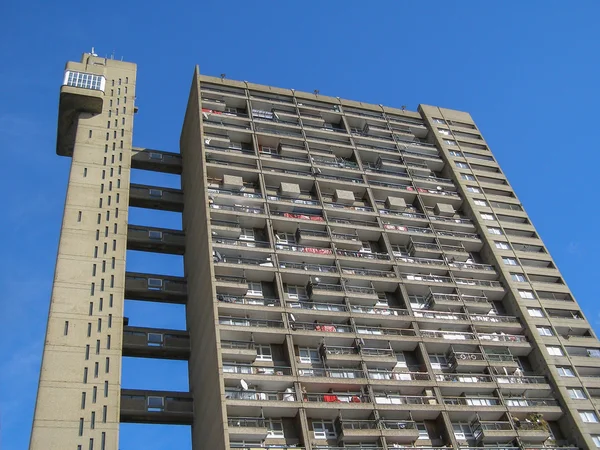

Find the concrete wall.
xmin=180 ymin=67 xmax=228 ymax=450
xmin=30 ymin=54 xmax=136 ymax=450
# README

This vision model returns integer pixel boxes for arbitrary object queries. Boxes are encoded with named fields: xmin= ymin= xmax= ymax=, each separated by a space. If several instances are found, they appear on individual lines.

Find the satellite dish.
xmin=202 ymin=112 xmax=209 ymax=120
xmin=204 ymin=138 xmax=211 ymax=145
xmin=240 ymin=379 xmax=249 ymax=391
xmin=436 ymin=186 xmax=442 ymax=190
xmin=314 ymin=277 xmax=321 ymax=283
xmin=289 ymin=314 xmax=296 ymax=322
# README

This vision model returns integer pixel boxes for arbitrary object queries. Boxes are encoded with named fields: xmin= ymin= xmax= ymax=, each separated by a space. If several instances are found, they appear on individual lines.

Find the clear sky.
xmin=1 ymin=1 xmax=600 ymax=449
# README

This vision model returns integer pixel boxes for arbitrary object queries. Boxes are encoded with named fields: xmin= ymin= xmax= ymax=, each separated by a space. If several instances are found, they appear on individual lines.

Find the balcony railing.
xmin=218 ymin=317 xmax=284 ymax=328
xmin=384 ymin=223 xmax=433 ymax=234
xmin=223 ymin=363 xmax=292 ymax=376
xmin=336 ymin=249 xmax=390 ymax=260
xmin=494 ymin=375 xmax=547 ymax=385
xmin=368 ymin=370 xmax=430 ymax=381
xmin=212 ymin=237 xmax=271 ymax=248
xmin=267 ymin=194 xmax=319 ymax=205
xmin=350 ymin=305 xmax=409 ymax=316
xmin=269 ymin=210 xmax=325 ymax=221
xmin=217 ymin=294 xmax=280 ymax=307
xmin=276 ymin=243 xmax=333 ymax=254
xmin=299 ymin=368 xmax=365 ymax=379
xmin=210 ymin=204 xmax=265 ymax=214
xmin=373 ymin=393 xmax=437 ymax=405
xmin=421 ymin=329 xmax=476 ymax=340
xmin=444 ymin=396 xmax=501 ymax=406
xmin=225 ymin=389 xmax=296 ymax=401
xmin=504 ymin=397 xmax=559 ymax=407
xmin=289 ymin=301 xmax=348 ymax=313
xmin=455 ymin=277 xmax=502 ymax=288
xmin=341 ymin=267 xmax=397 ymax=278
xmin=304 ymin=392 xmax=369 ymax=403
xmin=293 ymin=322 xmax=353 ymax=333
xmin=227 ymin=417 xmax=266 ymax=428
xmin=279 ymin=261 xmax=337 ymax=273
xmin=356 ymin=326 xmax=416 ymax=337
xmin=436 ymin=373 xmax=494 ymax=383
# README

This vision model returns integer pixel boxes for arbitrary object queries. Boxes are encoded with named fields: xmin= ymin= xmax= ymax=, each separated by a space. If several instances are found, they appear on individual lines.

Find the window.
xmin=568 ymin=388 xmax=587 ymax=400
xmin=299 ymin=347 xmax=320 ymax=363
xmin=276 ymin=232 xmax=295 ymax=244
xmin=239 ymin=228 xmax=255 ymax=241
xmin=247 ymin=281 xmax=262 ymax=296
xmin=416 ymin=423 xmax=428 ymax=440
xmin=495 ymin=241 xmax=510 ymax=250
xmin=433 ymin=118 xmax=446 ymax=124
xmin=519 ymin=290 xmax=535 ymax=299
xmin=438 ymin=128 xmax=451 ymax=135
xmin=266 ymin=419 xmax=284 ymax=438
xmin=149 ymin=230 xmax=163 ymax=240
xmin=557 ymin=366 xmax=575 ymax=377
xmin=547 ymin=346 xmax=564 ymax=356
xmin=429 ymin=354 xmax=448 ymax=370
xmin=466 ymin=186 xmax=481 ymax=193
xmin=502 ymin=257 xmax=518 ymax=266
xmin=487 ymin=227 xmax=502 ymax=235
xmin=537 ymin=326 xmax=553 ymax=336
xmin=444 ymin=139 xmax=458 ymax=146
xmin=455 ymin=161 xmax=468 ymax=168
xmin=511 ymin=273 xmax=526 ymax=282
xmin=287 ymin=285 xmax=307 ymax=300
xmin=474 ymin=199 xmax=488 ymax=207
xmin=452 ymin=422 xmax=473 ymax=440
xmin=527 ymin=307 xmax=543 ymax=318
xmin=580 ymin=411 xmax=599 ymax=423
xmin=255 ymin=344 xmax=272 ymax=361
xmin=313 ymin=420 xmax=336 ymax=439
xmin=480 ymin=213 xmax=494 ymax=221
xmin=461 ymin=173 xmax=476 ymax=181
xmin=63 ymin=71 xmax=105 ymax=91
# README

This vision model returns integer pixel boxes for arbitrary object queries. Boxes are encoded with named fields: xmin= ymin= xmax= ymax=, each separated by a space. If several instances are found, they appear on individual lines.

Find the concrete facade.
xmin=29 ymin=53 xmax=600 ymax=450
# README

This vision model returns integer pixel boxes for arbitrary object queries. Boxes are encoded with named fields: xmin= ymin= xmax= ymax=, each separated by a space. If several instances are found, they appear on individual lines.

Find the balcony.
xmin=341 ymin=266 xmax=397 ymax=279
xmin=307 ymin=282 xmax=345 ymax=301
xmin=278 ymin=261 xmax=337 ymax=274
xmin=298 ymin=367 xmax=365 ymax=381
xmin=120 ymin=389 xmax=193 ymax=425
xmin=515 ymin=421 xmax=551 ymax=442
xmin=220 ymin=341 xmax=258 ymax=362
xmin=380 ymin=419 xmax=420 ymax=443
xmin=227 ymin=417 xmax=269 ymax=440
xmin=218 ymin=293 xmax=280 ymax=307
xmin=269 ymin=210 xmax=325 ymax=223
xmin=447 ymin=351 xmax=488 ymax=372
xmin=471 ymin=420 xmax=517 ymax=442
xmin=129 ymin=184 xmax=183 ymax=212
xmin=304 ymin=392 xmax=370 ymax=405
xmin=223 ymin=363 xmax=293 ymax=377
xmin=425 ymin=292 xmax=491 ymax=313
xmin=212 ymin=236 xmax=271 ymax=250
xmin=335 ymin=249 xmax=391 ymax=261
xmin=214 ymin=275 xmax=251 ymax=295
xmin=210 ymin=203 xmax=265 ymax=216
xmin=336 ymin=419 xmax=381 ymax=442
xmin=218 ymin=316 xmax=285 ymax=330
xmin=368 ymin=369 xmax=431 ymax=383
xmin=131 ymin=148 xmax=182 ymax=174
xmin=350 ymin=304 xmax=409 ymax=317
xmin=331 ymin=231 xmax=363 ymax=250
xmin=127 ymin=225 xmax=185 ymax=255
xmin=122 ymin=326 xmax=189 ymax=360
xmin=125 ymin=272 xmax=187 ymax=304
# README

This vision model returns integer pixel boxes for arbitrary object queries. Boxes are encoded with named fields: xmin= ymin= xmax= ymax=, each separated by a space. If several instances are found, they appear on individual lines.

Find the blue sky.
xmin=1 ymin=1 xmax=600 ymax=449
